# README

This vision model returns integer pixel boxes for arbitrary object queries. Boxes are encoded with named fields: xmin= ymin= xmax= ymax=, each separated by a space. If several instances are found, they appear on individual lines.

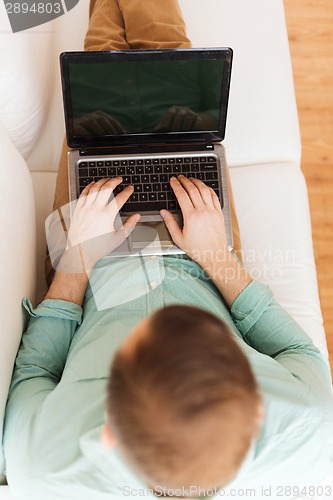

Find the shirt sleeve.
xmin=230 ymin=280 xmax=333 ymax=395
xmin=4 ymin=298 xmax=82 ymax=437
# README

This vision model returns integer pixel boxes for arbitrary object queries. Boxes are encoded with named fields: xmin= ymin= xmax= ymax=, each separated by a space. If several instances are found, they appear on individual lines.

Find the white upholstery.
xmin=0 ymin=125 xmax=36 ymax=484
xmin=230 ymin=163 xmax=327 ymax=358
xmin=0 ymin=0 xmax=329 ymax=496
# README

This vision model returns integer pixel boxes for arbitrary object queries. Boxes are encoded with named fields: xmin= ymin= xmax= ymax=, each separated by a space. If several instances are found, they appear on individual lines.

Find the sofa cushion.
xmin=230 ymin=162 xmax=328 ymax=361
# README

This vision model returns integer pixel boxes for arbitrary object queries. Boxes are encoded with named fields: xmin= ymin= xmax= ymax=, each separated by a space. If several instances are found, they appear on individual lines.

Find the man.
xmin=4 ymin=1 xmax=333 ymax=499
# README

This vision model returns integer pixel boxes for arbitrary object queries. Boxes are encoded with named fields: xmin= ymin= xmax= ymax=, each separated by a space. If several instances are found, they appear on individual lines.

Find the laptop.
xmin=60 ymin=48 xmax=234 ymax=257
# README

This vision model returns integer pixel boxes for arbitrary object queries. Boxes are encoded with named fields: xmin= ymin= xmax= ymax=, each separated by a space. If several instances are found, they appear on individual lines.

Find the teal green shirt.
xmin=3 ymin=255 xmax=333 ymax=500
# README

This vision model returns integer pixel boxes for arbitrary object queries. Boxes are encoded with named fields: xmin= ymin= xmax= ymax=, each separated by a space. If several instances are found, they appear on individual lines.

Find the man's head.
xmin=104 ymin=305 xmax=262 ymax=493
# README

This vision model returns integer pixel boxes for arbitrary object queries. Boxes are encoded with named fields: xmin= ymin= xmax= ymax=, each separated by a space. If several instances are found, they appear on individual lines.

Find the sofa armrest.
xmin=0 ymin=126 xmax=36 ymax=477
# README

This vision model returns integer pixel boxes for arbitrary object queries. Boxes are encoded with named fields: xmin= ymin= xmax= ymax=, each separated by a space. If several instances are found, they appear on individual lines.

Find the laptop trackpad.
xmin=131 ymin=221 xmax=176 ymax=248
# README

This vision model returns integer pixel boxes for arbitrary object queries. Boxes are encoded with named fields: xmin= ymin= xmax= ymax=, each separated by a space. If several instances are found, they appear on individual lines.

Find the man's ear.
xmin=101 ymin=423 xmax=118 ymax=449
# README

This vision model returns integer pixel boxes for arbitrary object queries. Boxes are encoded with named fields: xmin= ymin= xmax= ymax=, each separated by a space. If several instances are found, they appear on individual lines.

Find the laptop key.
xmin=89 ymin=168 xmax=97 ymax=176
xmin=139 ymin=193 xmax=148 ymax=202
xmin=97 ymin=161 xmax=104 ymax=167
xmin=152 ymin=183 xmax=161 ymax=191
xmin=206 ymin=172 xmax=218 ymax=179
xmin=117 ymin=167 xmax=126 ymax=175
xmin=136 ymin=166 xmax=144 ymax=175
xmin=79 ymin=168 xmax=88 ymax=177
xmin=121 ymin=201 xmax=168 ymax=213
xmin=108 ymin=167 xmax=117 ymax=176
xmin=206 ymin=180 xmax=219 ymax=190
xmin=123 ymin=176 xmax=131 ymax=184
xmin=191 ymin=164 xmax=200 ymax=172
xmin=149 ymin=192 xmax=158 ymax=201
xmin=79 ymin=162 xmax=87 ymax=168
xmin=132 ymin=175 xmax=140 ymax=183
xmin=202 ymin=163 xmax=217 ymax=170
xmin=143 ymin=184 xmax=152 ymax=192
xmin=79 ymin=177 xmax=94 ymax=187
xmin=162 ymin=183 xmax=169 ymax=191
xmin=142 ymin=175 xmax=149 ymax=183
xmin=155 ymin=165 xmax=162 ymax=173
xmin=98 ymin=167 xmax=107 ymax=176
xmin=134 ymin=184 xmax=143 ymax=192
xmin=167 ymin=201 xmax=178 ymax=210
xmin=127 ymin=167 xmax=135 ymax=175
xmin=89 ymin=162 xmax=96 ymax=168
xmin=158 ymin=192 xmax=167 ymax=201
xmin=150 ymin=174 xmax=159 ymax=183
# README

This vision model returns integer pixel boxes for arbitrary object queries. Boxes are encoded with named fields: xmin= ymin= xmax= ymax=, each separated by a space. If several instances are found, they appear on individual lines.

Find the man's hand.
xmin=160 ymin=175 xmax=228 ymax=267
xmin=160 ymin=175 xmax=252 ymax=307
xmin=67 ymin=177 xmax=140 ymax=270
xmin=45 ymin=178 xmax=140 ymax=306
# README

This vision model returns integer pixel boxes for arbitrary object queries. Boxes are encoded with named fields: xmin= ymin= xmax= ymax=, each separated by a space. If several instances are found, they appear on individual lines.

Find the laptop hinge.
xmin=79 ymin=141 xmax=215 ymax=157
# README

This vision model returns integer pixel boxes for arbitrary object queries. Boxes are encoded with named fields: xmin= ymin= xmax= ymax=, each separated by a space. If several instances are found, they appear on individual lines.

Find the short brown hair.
xmin=107 ymin=305 xmax=261 ymax=490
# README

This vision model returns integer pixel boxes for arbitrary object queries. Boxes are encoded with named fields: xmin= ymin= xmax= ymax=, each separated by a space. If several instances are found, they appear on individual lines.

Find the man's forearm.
xmin=45 ymin=249 xmax=90 ymax=306
xmin=45 ymin=271 xmax=89 ymax=306
xmin=199 ymin=249 xmax=253 ymax=308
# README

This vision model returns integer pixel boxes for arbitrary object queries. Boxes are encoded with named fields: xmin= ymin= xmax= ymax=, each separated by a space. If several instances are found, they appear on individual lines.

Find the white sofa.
xmin=0 ymin=0 xmax=330 ymax=498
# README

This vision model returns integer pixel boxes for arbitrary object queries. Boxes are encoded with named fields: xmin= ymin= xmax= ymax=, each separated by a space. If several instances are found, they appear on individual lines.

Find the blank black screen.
xmin=68 ymin=58 xmax=225 ymax=137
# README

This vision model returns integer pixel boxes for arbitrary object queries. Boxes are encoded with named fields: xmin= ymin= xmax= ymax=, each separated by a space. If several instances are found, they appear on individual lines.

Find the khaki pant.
xmin=47 ymin=0 xmax=242 ymax=283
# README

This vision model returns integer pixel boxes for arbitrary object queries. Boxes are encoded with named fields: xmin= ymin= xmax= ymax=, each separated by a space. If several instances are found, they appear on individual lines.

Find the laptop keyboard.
xmin=77 ymin=155 xmax=222 ymax=213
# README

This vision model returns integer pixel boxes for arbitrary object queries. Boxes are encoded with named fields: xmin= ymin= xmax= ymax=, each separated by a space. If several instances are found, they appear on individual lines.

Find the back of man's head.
xmin=107 ymin=305 xmax=262 ymax=491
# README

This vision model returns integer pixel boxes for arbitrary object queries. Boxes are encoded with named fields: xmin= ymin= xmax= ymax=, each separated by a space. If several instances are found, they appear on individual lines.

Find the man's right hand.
xmin=160 ymin=175 xmax=252 ymax=308
xmin=160 ymin=175 xmax=228 ymax=267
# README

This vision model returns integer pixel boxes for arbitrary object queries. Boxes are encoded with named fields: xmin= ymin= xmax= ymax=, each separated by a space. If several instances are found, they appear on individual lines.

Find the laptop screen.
xmin=60 ymin=48 xmax=233 ymax=148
